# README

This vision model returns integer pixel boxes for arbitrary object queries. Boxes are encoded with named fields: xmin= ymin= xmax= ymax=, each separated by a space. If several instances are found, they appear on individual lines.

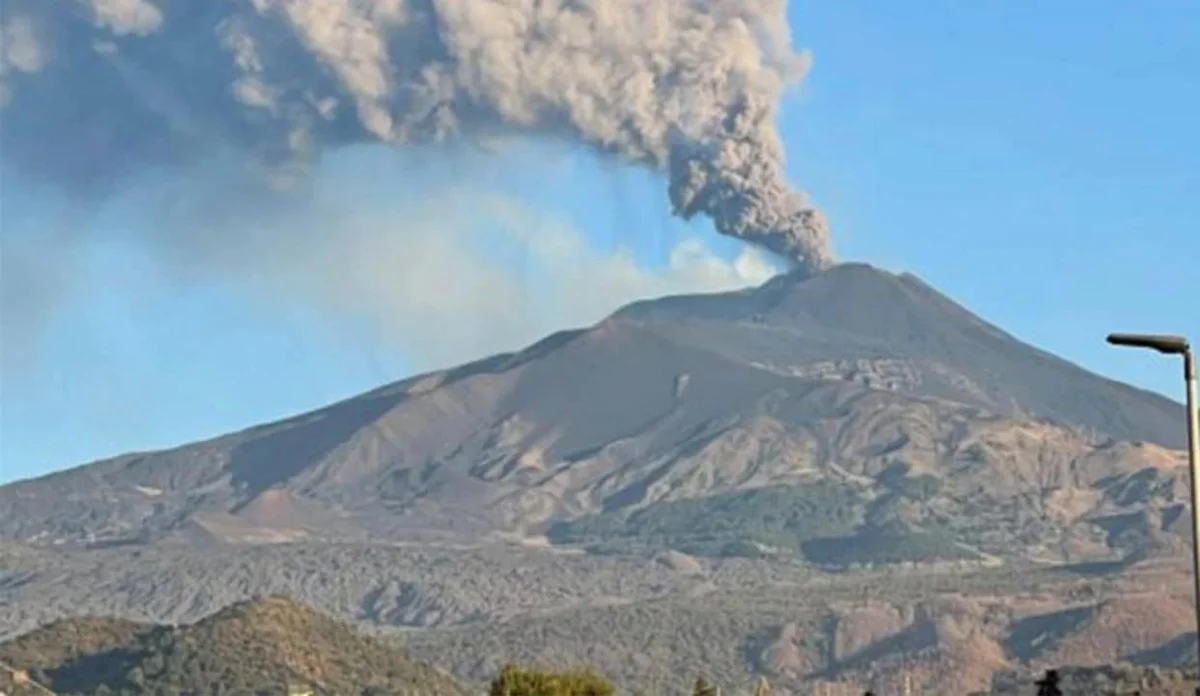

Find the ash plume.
xmin=0 ymin=0 xmax=834 ymax=272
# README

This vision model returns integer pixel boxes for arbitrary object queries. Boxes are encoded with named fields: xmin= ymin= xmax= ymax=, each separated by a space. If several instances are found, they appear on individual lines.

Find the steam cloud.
xmin=0 ymin=0 xmax=833 ymax=272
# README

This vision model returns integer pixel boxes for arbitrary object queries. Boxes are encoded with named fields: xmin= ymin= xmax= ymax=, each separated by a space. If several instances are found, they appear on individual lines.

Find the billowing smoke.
xmin=0 ymin=0 xmax=833 ymax=272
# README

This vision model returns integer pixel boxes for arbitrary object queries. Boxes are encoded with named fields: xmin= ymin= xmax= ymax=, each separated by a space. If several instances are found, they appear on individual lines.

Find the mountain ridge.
xmin=12 ymin=263 xmax=1184 ymax=483
xmin=617 ymin=263 xmax=1184 ymax=447
xmin=3 ymin=261 xmax=1198 ymax=693
xmin=0 ymin=263 xmax=1188 ymax=556
xmin=0 ymin=595 xmax=466 ymax=695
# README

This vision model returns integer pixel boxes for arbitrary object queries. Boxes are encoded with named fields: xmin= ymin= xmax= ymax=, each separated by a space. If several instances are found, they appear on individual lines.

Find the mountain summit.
xmin=0 ymin=263 xmax=1188 ymax=561
xmin=617 ymin=263 xmax=1183 ymax=446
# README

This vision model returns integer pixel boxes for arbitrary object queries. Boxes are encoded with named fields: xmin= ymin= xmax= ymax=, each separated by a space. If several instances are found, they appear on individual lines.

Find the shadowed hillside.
xmin=0 ymin=596 xmax=465 ymax=695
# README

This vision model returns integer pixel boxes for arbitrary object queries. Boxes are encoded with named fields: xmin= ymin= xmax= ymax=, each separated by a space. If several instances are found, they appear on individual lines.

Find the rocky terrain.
xmin=2 ymin=562 xmax=1195 ymax=694
xmin=1 ymin=263 xmax=1195 ymax=693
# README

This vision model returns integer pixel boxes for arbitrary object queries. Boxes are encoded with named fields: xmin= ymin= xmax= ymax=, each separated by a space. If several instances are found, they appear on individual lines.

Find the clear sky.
xmin=1 ymin=1 xmax=1197 ymax=484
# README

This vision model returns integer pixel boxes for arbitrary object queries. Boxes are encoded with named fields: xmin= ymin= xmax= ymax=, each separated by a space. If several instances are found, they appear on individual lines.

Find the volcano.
xmin=0 ymin=263 xmax=1187 ymax=554
xmin=4 ymin=262 xmax=1196 ymax=695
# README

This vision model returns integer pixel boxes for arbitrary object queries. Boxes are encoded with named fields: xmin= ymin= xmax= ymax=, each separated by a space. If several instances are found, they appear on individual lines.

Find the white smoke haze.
xmin=2 ymin=132 xmax=779 ymax=393
xmin=131 ymin=171 xmax=779 ymax=372
xmin=0 ymin=232 xmax=79 ymax=368
xmin=0 ymin=0 xmax=833 ymax=271
xmin=0 ymin=188 xmax=96 ymax=373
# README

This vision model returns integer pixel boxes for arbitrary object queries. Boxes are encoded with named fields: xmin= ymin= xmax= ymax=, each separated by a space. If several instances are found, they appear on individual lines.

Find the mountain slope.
xmin=2 ymin=262 xmax=1197 ymax=694
xmin=4 ymin=538 xmax=1198 ymax=694
xmin=0 ymin=595 xmax=465 ymax=695
xmin=400 ymin=574 xmax=1199 ymax=695
xmin=617 ymin=263 xmax=1184 ymax=447
xmin=0 ymin=264 xmax=1188 ymax=561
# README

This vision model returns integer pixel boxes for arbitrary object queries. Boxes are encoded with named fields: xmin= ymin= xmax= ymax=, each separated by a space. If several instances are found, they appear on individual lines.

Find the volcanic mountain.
xmin=0 ymin=263 xmax=1188 ymax=564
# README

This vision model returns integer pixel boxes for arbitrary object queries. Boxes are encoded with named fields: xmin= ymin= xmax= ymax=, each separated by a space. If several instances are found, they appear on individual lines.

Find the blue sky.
xmin=1 ymin=1 xmax=1197 ymax=484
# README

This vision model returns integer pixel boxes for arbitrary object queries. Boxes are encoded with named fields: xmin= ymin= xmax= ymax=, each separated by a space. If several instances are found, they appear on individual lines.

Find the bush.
xmin=489 ymin=665 xmax=615 ymax=696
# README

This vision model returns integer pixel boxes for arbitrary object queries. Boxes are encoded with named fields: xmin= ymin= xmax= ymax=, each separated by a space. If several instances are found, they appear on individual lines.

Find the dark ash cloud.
xmin=0 ymin=0 xmax=833 ymax=272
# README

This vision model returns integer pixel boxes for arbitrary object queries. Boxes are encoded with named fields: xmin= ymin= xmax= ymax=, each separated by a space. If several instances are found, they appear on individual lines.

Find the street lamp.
xmin=1107 ymin=333 xmax=1200 ymax=672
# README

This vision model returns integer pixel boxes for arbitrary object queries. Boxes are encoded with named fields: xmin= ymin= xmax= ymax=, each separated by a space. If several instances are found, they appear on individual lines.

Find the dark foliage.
xmin=801 ymin=529 xmax=980 ymax=566
xmin=489 ymin=665 xmax=615 ymax=696
xmin=985 ymin=664 xmax=1199 ymax=695
xmin=547 ymin=482 xmax=863 ymax=558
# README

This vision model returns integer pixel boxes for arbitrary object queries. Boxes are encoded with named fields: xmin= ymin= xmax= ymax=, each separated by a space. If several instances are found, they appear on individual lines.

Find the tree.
xmin=490 ymin=665 xmax=614 ymax=696
xmin=125 ymin=666 xmax=146 ymax=686
xmin=1035 ymin=669 xmax=1062 ymax=696
xmin=692 ymin=677 xmax=719 ymax=696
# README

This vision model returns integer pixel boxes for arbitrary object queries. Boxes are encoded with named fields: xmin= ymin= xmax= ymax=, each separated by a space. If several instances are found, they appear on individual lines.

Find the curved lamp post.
xmin=1107 ymin=333 xmax=1200 ymax=677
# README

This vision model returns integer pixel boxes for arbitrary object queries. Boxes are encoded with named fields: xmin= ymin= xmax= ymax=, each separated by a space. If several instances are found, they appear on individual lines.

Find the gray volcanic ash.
xmin=0 ymin=0 xmax=833 ymax=272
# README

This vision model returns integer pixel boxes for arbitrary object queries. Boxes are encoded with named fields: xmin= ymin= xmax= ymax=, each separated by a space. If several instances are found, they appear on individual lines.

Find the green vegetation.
xmin=548 ymin=481 xmax=977 ymax=566
xmin=801 ymin=529 xmax=980 ymax=567
xmin=891 ymin=474 xmax=941 ymax=501
xmin=490 ymin=665 xmax=614 ymax=696
xmin=471 ymin=666 xmax=768 ymax=696
xmin=547 ymin=482 xmax=863 ymax=558
xmin=876 ymin=462 xmax=943 ymax=502
xmin=0 ymin=596 xmax=465 ymax=695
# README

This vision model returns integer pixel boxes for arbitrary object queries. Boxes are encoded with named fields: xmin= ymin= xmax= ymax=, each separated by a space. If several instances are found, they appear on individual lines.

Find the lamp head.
xmin=1107 ymin=333 xmax=1190 ymax=355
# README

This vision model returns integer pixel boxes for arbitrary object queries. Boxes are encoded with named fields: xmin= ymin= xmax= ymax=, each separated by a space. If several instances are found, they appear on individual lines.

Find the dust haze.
xmin=0 ymin=146 xmax=777 ymax=380
xmin=135 ymin=162 xmax=779 ymax=371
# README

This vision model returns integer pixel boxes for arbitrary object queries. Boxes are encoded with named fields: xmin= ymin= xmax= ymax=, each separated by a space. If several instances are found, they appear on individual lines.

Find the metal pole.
xmin=1185 ymin=349 xmax=1200 ymax=684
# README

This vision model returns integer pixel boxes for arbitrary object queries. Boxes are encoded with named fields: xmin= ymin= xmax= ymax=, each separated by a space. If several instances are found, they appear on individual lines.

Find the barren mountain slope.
xmin=0 ymin=264 xmax=1187 ymax=559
